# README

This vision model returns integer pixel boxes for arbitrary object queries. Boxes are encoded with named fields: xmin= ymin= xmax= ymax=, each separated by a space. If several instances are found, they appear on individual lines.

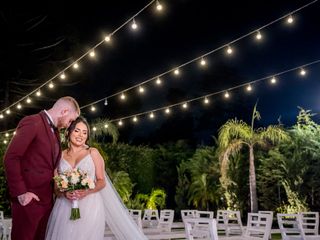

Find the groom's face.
xmin=57 ymin=108 xmax=79 ymax=129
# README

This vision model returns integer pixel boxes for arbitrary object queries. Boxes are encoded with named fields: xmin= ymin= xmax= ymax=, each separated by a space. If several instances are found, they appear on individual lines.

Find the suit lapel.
xmin=39 ymin=111 xmax=61 ymax=169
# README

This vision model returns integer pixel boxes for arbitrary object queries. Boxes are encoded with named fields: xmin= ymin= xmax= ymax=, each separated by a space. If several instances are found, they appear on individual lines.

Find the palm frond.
xmin=90 ymin=118 xmax=119 ymax=143
xmin=258 ymin=125 xmax=289 ymax=145
xmin=218 ymin=119 xmax=251 ymax=149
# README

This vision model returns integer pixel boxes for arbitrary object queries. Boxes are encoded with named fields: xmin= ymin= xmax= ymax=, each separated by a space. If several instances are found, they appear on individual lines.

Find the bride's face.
xmin=69 ymin=122 xmax=88 ymax=147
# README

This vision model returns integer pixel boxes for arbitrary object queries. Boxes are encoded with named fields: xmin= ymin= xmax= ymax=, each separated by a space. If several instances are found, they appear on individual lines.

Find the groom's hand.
xmin=18 ymin=192 xmax=40 ymax=206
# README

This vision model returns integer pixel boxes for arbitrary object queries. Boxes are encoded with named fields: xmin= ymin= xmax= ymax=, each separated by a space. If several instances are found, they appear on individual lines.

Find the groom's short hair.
xmin=54 ymin=96 xmax=80 ymax=115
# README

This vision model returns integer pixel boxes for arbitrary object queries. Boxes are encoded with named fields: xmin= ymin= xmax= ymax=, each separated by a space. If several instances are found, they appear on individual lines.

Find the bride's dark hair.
xmin=65 ymin=116 xmax=91 ymax=146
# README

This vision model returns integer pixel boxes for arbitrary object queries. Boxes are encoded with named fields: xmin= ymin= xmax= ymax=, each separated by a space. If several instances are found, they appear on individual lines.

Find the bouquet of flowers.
xmin=54 ymin=168 xmax=95 ymax=220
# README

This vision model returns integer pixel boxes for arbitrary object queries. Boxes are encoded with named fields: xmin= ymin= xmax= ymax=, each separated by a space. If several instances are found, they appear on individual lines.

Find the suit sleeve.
xmin=4 ymin=116 xmax=38 ymax=197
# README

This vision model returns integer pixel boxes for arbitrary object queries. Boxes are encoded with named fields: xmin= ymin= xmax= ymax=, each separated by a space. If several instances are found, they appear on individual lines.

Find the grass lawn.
xmin=272 ymin=233 xmax=281 ymax=239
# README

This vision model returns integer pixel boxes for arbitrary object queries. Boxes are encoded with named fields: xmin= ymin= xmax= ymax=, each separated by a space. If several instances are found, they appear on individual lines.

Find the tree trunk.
xmin=249 ymin=145 xmax=258 ymax=212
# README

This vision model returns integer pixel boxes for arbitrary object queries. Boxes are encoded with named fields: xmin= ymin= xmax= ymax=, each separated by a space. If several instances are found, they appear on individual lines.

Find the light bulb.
xmin=246 ymin=85 xmax=252 ymax=92
xmin=156 ymin=77 xmax=162 ymax=85
xmin=49 ymin=82 xmax=54 ymax=89
xmin=270 ymin=77 xmax=277 ymax=84
xmin=224 ymin=92 xmax=230 ymax=98
xmin=256 ymin=31 xmax=262 ymax=40
xmin=165 ymin=108 xmax=170 ymax=114
xmin=89 ymin=51 xmax=95 ymax=57
xmin=226 ymin=46 xmax=233 ymax=55
xmin=131 ymin=19 xmax=138 ymax=30
xmin=73 ymin=63 xmax=79 ymax=69
xmin=287 ymin=15 xmax=294 ymax=24
xmin=36 ymin=90 xmax=41 ymax=96
xmin=60 ymin=73 xmax=66 ymax=79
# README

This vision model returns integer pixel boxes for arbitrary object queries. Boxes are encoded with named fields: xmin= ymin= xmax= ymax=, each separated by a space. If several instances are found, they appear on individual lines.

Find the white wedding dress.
xmin=46 ymin=154 xmax=147 ymax=240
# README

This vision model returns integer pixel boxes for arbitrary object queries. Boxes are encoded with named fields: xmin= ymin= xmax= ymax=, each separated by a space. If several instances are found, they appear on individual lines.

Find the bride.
xmin=46 ymin=116 xmax=147 ymax=240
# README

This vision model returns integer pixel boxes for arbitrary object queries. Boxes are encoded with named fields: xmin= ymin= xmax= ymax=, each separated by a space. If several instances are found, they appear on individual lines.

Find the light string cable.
xmin=1 ymin=58 xmax=320 ymax=137
xmin=80 ymin=0 xmax=318 ymax=110
xmin=104 ymin=58 xmax=320 ymax=123
xmin=0 ymin=0 xmax=157 ymax=116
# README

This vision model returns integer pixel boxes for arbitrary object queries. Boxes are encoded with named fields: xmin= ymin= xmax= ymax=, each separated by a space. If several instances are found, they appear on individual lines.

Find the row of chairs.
xmin=184 ymin=212 xmax=273 ymax=240
xmin=182 ymin=210 xmax=320 ymax=240
xmin=128 ymin=209 xmax=175 ymax=232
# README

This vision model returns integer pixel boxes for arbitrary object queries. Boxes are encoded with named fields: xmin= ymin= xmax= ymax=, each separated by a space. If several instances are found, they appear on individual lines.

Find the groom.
xmin=4 ymin=96 xmax=80 ymax=240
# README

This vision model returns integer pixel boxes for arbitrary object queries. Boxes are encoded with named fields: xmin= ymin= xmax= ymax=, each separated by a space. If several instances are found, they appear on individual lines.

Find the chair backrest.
xmin=196 ymin=211 xmax=214 ymax=219
xmin=244 ymin=213 xmax=273 ymax=240
xmin=184 ymin=218 xmax=219 ymax=240
xmin=142 ymin=209 xmax=159 ymax=228
xmin=225 ymin=210 xmax=243 ymax=236
xmin=299 ymin=211 xmax=319 ymax=235
xmin=258 ymin=211 xmax=274 ymax=219
xmin=128 ymin=209 xmax=142 ymax=229
xmin=216 ymin=210 xmax=243 ymax=236
xmin=181 ymin=210 xmax=197 ymax=221
xmin=157 ymin=209 xmax=174 ymax=232
xmin=216 ymin=210 xmax=229 ymax=232
xmin=277 ymin=213 xmax=305 ymax=240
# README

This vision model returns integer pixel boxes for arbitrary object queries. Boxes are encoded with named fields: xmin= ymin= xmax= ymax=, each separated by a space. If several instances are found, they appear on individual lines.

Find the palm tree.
xmin=90 ymin=118 xmax=119 ymax=143
xmin=218 ymin=103 xmax=289 ymax=212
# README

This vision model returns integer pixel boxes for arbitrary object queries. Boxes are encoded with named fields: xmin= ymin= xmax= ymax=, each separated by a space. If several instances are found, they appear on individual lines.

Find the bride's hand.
xmin=74 ymin=189 xmax=89 ymax=200
xmin=65 ymin=191 xmax=79 ymax=200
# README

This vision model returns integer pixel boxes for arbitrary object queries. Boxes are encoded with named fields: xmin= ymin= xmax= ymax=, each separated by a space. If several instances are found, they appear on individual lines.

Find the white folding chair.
xmin=299 ymin=212 xmax=319 ymax=236
xmin=181 ymin=210 xmax=197 ymax=222
xmin=184 ymin=218 xmax=219 ymax=240
xmin=258 ymin=211 xmax=274 ymax=239
xmin=217 ymin=210 xmax=229 ymax=235
xmin=157 ymin=209 xmax=174 ymax=232
xmin=225 ymin=210 xmax=243 ymax=236
xmin=128 ymin=209 xmax=142 ymax=229
xmin=142 ymin=209 xmax=159 ymax=228
xmin=277 ymin=213 xmax=306 ymax=240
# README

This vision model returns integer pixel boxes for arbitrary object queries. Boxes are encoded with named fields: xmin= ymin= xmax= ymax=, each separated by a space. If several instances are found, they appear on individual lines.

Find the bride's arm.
xmin=53 ymin=169 xmax=65 ymax=198
xmin=77 ymin=148 xmax=106 ymax=199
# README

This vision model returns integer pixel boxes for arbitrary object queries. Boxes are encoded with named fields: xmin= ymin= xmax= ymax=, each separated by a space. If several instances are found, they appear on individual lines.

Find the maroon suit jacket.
xmin=4 ymin=111 xmax=61 ymax=240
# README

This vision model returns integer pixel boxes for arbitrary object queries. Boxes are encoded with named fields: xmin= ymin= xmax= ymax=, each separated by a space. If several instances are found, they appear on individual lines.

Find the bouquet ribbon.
xmin=70 ymin=199 xmax=80 ymax=220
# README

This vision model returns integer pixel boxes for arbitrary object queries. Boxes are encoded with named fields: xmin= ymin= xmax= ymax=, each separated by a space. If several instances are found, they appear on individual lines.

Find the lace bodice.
xmin=59 ymin=154 xmax=96 ymax=180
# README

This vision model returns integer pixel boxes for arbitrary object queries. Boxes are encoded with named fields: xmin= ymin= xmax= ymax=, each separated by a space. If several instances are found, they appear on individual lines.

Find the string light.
xmin=139 ymin=86 xmax=145 ymax=93
xmin=131 ymin=18 xmax=138 ymax=30
xmin=0 ymin=1 xmax=315 ymax=133
xmin=104 ymin=124 xmax=109 ymax=128
xmin=91 ymin=106 xmax=96 ymax=112
xmin=6 ymin=109 xmax=11 ymax=115
xmin=299 ymin=68 xmax=306 ymax=76
xmin=16 ymin=104 xmax=22 ymax=109
xmin=255 ymin=30 xmax=262 ymax=40
xmin=26 ymin=97 xmax=32 ymax=104
xmin=156 ymin=77 xmax=162 ymax=85
xmin=104 ymin=35 xmax=111 ymax=42
xmin=270 ymin=76 xmax=277 ymax=84
xmin=89 ymin=51 xmax=95 ymax=58
xmin=48 ymin=82 xmax=54 ymax=89
xmin=182 ymin=102 xmax=188 ymax=109
xmin=79 ymin=0 xmax=315 ymax=110
xmin=73 ymin=63 xmax=79 ymax=69
xmin=200 ymin=58 xmax=207 ymax=66
xmin=287 ymin=15 xmax=294 ymax=24
xmin=2 ymin=59 xmax=320 ymax=139
xmin=156 ymin=0 xmax=163 ymax=11
xmin=120 ymin=93 xmax=126 ymax=100
xmin=36 ymin=90 xmax=41 ymax=96
xmin=246 ymin=84 xmax=252 ymax=92
xmin=133 ymin=116 xmax=138 ymax=122
xmin=149 ymin=112 xmax=155 ymax=119
xmin=1 ymin=1 xmax=159 ymax=122
xmin=60 ymin=73 xmax=66 ymax=80
xmin=226 ymin=45 xmax=233 ymax=55
xmin=92 ymin=127 xmax=97 ymax=131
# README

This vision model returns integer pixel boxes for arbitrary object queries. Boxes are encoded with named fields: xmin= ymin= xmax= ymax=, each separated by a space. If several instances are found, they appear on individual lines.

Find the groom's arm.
xmin=4 ymin=116 xmax=37 ymax=198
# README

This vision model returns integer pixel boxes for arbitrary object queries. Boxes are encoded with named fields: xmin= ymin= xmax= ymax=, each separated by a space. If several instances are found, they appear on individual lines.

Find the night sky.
xmin=1 ymin=0 xmax=320 ymax=145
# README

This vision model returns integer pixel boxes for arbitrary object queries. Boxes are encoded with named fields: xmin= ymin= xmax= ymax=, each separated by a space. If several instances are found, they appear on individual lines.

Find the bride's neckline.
xmin=62 ymin=153 xmax=91 ymax=169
